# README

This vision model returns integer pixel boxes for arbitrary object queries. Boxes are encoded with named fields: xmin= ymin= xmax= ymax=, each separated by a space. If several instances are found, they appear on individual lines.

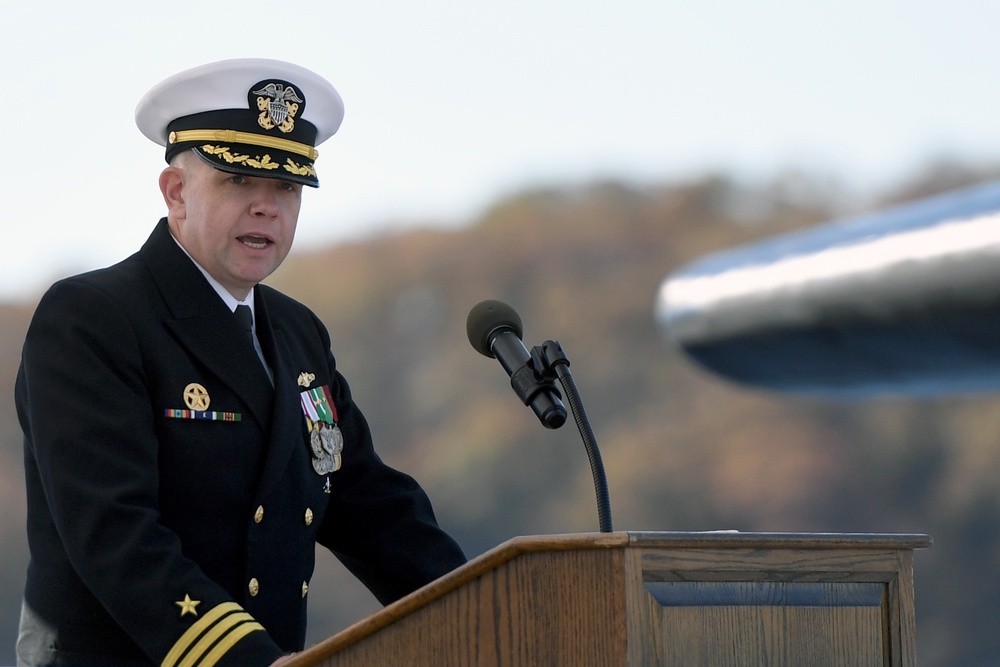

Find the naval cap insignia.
xmin=183 ymin=383 xmax=210 ymax=411
xmin=252 ymin=81 xmax=303 ymax=134
xmin=297 ymin=372 xmax=316 ymax=388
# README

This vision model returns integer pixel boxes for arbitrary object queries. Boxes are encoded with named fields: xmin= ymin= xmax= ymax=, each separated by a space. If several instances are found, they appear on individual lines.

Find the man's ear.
xmin=159 ymin=165 xmax=186 ymax=221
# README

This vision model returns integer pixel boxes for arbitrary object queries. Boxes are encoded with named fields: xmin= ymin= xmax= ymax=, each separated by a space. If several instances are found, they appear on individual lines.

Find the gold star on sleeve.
xmin=175 ymin=594 xmax=201 ymax=617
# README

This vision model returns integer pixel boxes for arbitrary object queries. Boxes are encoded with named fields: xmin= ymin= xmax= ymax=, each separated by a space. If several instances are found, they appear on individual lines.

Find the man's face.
xmin=161 ymin=153 xmax=303 ymax=300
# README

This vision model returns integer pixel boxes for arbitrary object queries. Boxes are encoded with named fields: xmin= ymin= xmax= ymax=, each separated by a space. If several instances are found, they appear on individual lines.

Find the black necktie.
xmin=235 ymin=305 xmax=273 ymax=384
xmin=234 ymin=305 xmax=254 ymax=349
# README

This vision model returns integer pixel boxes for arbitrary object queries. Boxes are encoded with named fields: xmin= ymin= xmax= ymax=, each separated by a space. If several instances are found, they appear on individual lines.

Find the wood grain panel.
xmin=285 ymin=532 xmax=928 ymax=667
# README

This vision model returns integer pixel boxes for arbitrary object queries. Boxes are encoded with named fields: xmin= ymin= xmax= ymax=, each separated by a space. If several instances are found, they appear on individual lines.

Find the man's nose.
xmin=249 ymin=185 xmax=279 ymax=217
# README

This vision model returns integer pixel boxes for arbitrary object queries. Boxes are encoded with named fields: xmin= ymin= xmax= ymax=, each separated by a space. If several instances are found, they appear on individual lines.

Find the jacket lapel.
xmin=139 ymin=220 xmax=274 ymax=430
xmin=253 ymin=291 xmax=304 ymax=499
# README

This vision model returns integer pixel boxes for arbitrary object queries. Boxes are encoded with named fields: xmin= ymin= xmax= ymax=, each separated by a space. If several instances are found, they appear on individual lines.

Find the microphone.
xmin=466 ymin=299 xmax=614 ymax=532
xmin=466 ymin=300 xmax=567 ymax=429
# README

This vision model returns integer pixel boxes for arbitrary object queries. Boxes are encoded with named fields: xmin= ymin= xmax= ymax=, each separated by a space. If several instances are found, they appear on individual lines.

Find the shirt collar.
xmin=169 ymin=231 xmax=256 ymax=316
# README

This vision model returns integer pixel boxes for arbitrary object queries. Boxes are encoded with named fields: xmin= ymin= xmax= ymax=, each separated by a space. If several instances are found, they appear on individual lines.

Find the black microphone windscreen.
xmin=466 ymin=300 xmax=524 ymax=357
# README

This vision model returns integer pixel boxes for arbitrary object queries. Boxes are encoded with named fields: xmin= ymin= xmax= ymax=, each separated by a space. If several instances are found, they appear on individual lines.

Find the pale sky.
xmin=3 ymin=0 xmax=999 ymax=302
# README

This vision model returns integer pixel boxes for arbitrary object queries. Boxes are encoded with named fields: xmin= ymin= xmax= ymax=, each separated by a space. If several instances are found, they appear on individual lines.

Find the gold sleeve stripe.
xmin=161 ymin=602 xmax=263 ymax=667
xmin=163 ymin=602 xmax=242 ymax=667
xmin=177 ymin=613 xmax=259 ymax=667
xmin=196 ymin=621 xmax=266 ymax=667
xmin=169 ymin=129 xmax=319 ymax=160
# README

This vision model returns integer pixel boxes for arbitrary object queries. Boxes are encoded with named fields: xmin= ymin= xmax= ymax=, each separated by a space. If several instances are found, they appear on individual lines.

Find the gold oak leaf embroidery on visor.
xmin=200 ymin=145 xmax=280 ymax=171
xmin=284 ymin=159 xmax=315 ymax=177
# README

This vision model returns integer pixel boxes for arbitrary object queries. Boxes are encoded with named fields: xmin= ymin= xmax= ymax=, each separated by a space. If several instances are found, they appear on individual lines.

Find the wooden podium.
xmin=286 ymin=531 xmax=931 ymax=667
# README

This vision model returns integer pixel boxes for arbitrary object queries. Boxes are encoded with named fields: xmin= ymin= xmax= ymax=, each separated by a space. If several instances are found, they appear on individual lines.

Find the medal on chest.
xmin=299 ymin=384 xmax=343 ymax=474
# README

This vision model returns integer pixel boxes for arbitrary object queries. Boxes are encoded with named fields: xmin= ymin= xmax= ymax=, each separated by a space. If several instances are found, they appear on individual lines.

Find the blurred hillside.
xmin=2 ymin=163 xmax=1000 ymax=666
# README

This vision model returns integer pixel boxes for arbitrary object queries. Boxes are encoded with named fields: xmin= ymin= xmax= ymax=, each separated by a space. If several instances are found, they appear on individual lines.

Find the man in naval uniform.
xmin=14 ymin=59 xmax=467 ymax=667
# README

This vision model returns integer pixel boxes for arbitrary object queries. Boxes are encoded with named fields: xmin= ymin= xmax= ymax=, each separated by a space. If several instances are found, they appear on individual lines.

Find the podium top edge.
xmin=496 ymin=531 xmax=932 ymax=552
xmin=625 ymin=530 xmax=933 ymax=550
xmin=488 ymin=530 xmax=934 ymax=561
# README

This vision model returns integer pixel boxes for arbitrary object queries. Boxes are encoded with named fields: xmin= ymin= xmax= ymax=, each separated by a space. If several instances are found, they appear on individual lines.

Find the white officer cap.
xmin=135 ymin=58 xmax=344 ymax=187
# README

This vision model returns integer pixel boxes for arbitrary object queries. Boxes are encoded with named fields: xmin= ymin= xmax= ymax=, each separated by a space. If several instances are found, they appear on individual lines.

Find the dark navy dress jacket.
xmin=15 ymin=219 xmax=466 ymax=667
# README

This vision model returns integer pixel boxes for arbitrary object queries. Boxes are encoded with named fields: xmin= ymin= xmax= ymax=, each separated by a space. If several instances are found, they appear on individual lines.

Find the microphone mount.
xmin=528 ymin=340 xmax=613 ymax=533
xmin=489 ymin=332 xmax=567 ymax=430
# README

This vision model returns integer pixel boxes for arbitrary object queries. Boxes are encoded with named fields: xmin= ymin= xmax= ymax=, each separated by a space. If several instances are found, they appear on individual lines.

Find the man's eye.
xmin=229 ymin=175 xmax=246 ymax=185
